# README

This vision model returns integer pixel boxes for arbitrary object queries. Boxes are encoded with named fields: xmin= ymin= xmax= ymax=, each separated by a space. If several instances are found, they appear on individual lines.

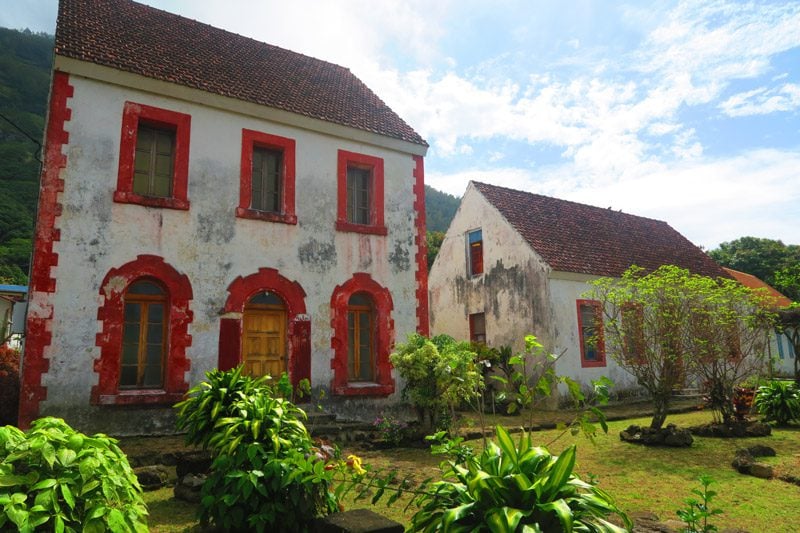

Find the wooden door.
xmin=242 ymin=308 xmax=287 ymax=378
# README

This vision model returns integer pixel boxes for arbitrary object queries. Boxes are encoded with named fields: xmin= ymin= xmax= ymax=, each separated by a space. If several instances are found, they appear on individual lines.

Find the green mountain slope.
xmin=0 ymin=27 xmax=54 ymax=284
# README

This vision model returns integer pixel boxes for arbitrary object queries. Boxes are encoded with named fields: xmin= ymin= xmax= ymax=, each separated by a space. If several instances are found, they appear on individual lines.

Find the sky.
xmin=2 ymin=0 xmax=799 ymax=250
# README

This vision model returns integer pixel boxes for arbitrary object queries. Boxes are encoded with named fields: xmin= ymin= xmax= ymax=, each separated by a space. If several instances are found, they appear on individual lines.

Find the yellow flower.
xmin=346 ymin=454 xmax=366 ymax=475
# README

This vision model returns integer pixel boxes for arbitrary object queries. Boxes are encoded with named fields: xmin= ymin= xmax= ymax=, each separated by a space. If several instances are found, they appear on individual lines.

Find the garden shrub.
xmin=0 ymin=345 xmax=20 ymax=426
xmin=0 ymin=417 xmax=148 ymax=532
xmin=753 ymin=380 xmax=800 ymax=426
xmin=175 ymin=367 xmax=337 ymax=532
xmin=390 ymin=334 xmax=482 ymax=431
xmin=409 ymin=425 xmax=630 ymax=532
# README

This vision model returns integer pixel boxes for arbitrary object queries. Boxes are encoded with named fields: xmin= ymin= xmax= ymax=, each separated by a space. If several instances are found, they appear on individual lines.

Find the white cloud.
xmin=719 ymin=83 xmax=800 ymax=117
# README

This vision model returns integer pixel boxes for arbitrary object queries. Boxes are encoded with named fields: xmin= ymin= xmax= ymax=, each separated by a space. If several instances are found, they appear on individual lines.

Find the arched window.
xmin=347 ymin=293 xmax=375 ymax=382
xmin=330 ymin=273 xmax=394 ymax=396
xmin=93 ymin=255 xmax=193 ymax=405
xmin=121 ymin=280 xmax=167 ymax=389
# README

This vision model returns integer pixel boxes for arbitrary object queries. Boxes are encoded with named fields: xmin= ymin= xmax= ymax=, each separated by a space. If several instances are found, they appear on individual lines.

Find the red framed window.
xmin=621 ymin=302 xmax=645 ymax=365
xmin=336 ymin=150 xmax=386 ymax=235
xmin=330 ymin=273 xmax=394 ymax=396
xmin=467 ymin=229 xmax=483 ymax=276
xmin=92 ymin=255 xmax=193 ymax=406
xmin=577 ymin=299 xmax=605 ymax=367
xmin=114 ymin=102 xmax=191 ymax=210
xmin=469 ymin=312 xmax=486 ymax=344
xmin=237 ymin=129 xmax=297 ymax=224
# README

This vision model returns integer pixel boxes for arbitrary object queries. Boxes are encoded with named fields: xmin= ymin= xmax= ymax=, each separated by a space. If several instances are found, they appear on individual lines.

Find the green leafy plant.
xmin=408 ymin=425 xmax=630 ymax=532
xmin=174 ymin=367 xmax=338 ymax=532
xmin=390 ymin=334 xmax=483 ymax=432
xmin=373 ymin=414 xmax=409 ymax=447
xmin=0 ymin=417 xmax=148 ymax=532
xmin=676 ymin=475 xmax=723 ymax=533
xmin=753 ymin=380 xmax=800 ymax=426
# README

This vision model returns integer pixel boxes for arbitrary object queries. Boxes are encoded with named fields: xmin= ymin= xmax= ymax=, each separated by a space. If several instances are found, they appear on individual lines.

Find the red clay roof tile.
xmin=473 ymin=181 xmax=729 ymax=279
xmin=723 ymin=268 xmax=793 ymax=308
xmin=55 ymin=0 xmax=427 ymax=146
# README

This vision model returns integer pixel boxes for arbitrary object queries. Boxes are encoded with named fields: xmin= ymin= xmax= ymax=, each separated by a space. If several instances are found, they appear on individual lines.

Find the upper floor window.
xmin=336 ymin=150 xmax=386 ymax=235
xmin=114 ymin=102 xmax=191 ymax=210
xmin=133 ymin=126 xmax=174 ymax=198
xmin=577 ymin=299 xmax=606 ymax=367
xmin=469 ymin=312 xmax=486 ymax=344
xmin=467 ymin=229 xmax=483 ymax=276
xmin=237 ymin=129 xmax=297 ymax=224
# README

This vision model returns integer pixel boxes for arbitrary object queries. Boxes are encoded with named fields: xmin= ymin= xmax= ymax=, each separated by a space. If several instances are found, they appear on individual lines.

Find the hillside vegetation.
xmin=0 ymin=28 xmax=53 ymax=284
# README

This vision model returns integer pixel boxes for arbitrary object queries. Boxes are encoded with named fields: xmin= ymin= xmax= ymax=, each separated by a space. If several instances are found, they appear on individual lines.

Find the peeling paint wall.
xmin=429 ymin=184 xmax=638 ymax=399
xmin=30 ymin=74 xmax=422 ymax=434
xmin=429 ymin=184 xmax=552 ymax=353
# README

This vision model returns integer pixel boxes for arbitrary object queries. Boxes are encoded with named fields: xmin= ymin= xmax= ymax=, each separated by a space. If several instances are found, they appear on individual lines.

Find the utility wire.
xmin=0 ymin=110 xmax=42 ymax=163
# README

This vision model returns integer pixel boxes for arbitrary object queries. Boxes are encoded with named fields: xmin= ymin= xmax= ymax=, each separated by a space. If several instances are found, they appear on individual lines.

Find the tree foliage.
xmin=424 ymin=185 xmax=459 ymax=233
xmin=709 ymin=236 xmax=800 ymax=302
xmin=591 ymin=265 xmax=774 ymax=428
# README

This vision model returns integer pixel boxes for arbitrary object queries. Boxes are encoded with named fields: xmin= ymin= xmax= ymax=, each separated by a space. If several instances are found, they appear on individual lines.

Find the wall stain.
xmin=298 ymin=238 xmax=337 ymax=273
xmin=388 ymin=238 xmax=411 ymax=273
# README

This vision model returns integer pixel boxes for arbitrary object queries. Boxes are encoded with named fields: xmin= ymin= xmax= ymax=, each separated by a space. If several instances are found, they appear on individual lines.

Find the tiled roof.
xmin=473 ymin=181 xmax=729 ymax=279
xmin=723 ymin=268 xmax=793 ymax=308
xmin=55 ymin=0 xmax=427 ymax=146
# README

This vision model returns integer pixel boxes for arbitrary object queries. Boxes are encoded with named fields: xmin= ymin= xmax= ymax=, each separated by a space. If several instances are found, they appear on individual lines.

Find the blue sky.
xmin=2 ymin=0 xmax=799 ymax=250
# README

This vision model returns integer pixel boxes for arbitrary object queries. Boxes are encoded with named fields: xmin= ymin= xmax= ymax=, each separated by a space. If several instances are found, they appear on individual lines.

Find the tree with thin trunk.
xmin=590 ymin=265 xmax=774 ymax=429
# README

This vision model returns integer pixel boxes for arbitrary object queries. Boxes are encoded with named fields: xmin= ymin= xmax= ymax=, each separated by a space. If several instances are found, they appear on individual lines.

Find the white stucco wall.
xmin=429 ymin=184 xmax=552 ymax=351
xmin=34 ymin=69 xmax=423 ymax=432
xmin=548 ymin=273 xmax=638 ymax=391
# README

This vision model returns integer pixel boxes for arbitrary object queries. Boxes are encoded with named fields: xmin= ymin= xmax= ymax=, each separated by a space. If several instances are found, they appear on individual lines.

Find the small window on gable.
xmin=115 ymin=101 xmax=191 ymax=210
xmin=121 ymin=280 xmax=167 ymax=389
xmin=237 ymin=129 xmax=296 ymax=224
xmin=469 ymin=312 xmax=486 ymax=344
xmin=467 ymin=229 xmax=483 ymax=276
xmin=347 ymin=292 xmax=375 ymax=382
xmin=577 ymin=299 xmax=605 ymax=368
xmin=336 ymin=150 xmax=386 ymax=235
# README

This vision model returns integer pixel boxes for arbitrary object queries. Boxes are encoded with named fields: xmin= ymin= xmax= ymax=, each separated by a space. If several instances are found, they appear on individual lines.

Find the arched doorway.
xmin=242 ymin=291 xmax=287 ymax=378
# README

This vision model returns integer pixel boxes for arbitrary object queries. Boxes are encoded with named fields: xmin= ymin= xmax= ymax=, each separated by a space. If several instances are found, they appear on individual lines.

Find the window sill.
xmin=335 ymin=221 xmax=387 ymax=236
xmin=332 ymin=382 xmax=394 ymax=397
xmin=114 ymin=191 xmax=190 ymax=210
xmin=580 ymin=359 xmax=607 ymax=368
xmin=236 ymin=207 xmax=297 ymax=225
xmin=97 ymin=390 xmax=185 ymax=406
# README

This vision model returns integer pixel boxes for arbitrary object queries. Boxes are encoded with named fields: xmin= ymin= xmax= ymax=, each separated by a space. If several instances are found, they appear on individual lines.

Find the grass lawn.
xmin=139 ymin=410 xmax=800 ymax=532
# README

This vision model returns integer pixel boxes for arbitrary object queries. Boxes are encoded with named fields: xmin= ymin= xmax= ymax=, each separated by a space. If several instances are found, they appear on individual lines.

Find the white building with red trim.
xmin=429 ymin=182 xmax=729 ymax=392
xmin=21 ymin=0 xmax=428 ymax=433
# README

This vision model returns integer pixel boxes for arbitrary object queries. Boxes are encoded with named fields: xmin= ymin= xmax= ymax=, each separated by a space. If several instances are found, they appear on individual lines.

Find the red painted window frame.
xmin=469 ymin=312 xmax=486 ymax=344
xmin=237 ymin=129 xmax=297 ymax=224
xmin=621 ymin=302 xmax=645 ymax=365
xmin=92 ymin=255 xmax=193 ymax=405
xmin=330 ymin=273 xmax=394 ymax=396
xmin=114 ymin=102 xmax=191 ymax=210
xmin=336 ymin=150 xmax=387 ymax=235
xmin=577 ymin=299 xmax=606 ymax=368
xmin=467 ymin=229 xmax=483 ymax=276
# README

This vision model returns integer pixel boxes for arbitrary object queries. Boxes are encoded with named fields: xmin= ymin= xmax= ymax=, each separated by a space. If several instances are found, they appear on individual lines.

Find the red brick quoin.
xmin=19 ymin=71 xmax=73 ymax=428
xmin=330 ymin=273 xmax=395 ymax=396
xmin=92 ymin=255 xmax=193 ymax=405
xmin=413 ymin=155 xmax=429 ymax=336
xmin=219 ymin=268 xmax=309 ymax=387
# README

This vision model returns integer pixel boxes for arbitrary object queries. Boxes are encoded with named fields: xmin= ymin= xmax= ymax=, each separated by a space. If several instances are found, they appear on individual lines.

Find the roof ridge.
xmin=471 ymin=180 xmax=669 ymax=226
